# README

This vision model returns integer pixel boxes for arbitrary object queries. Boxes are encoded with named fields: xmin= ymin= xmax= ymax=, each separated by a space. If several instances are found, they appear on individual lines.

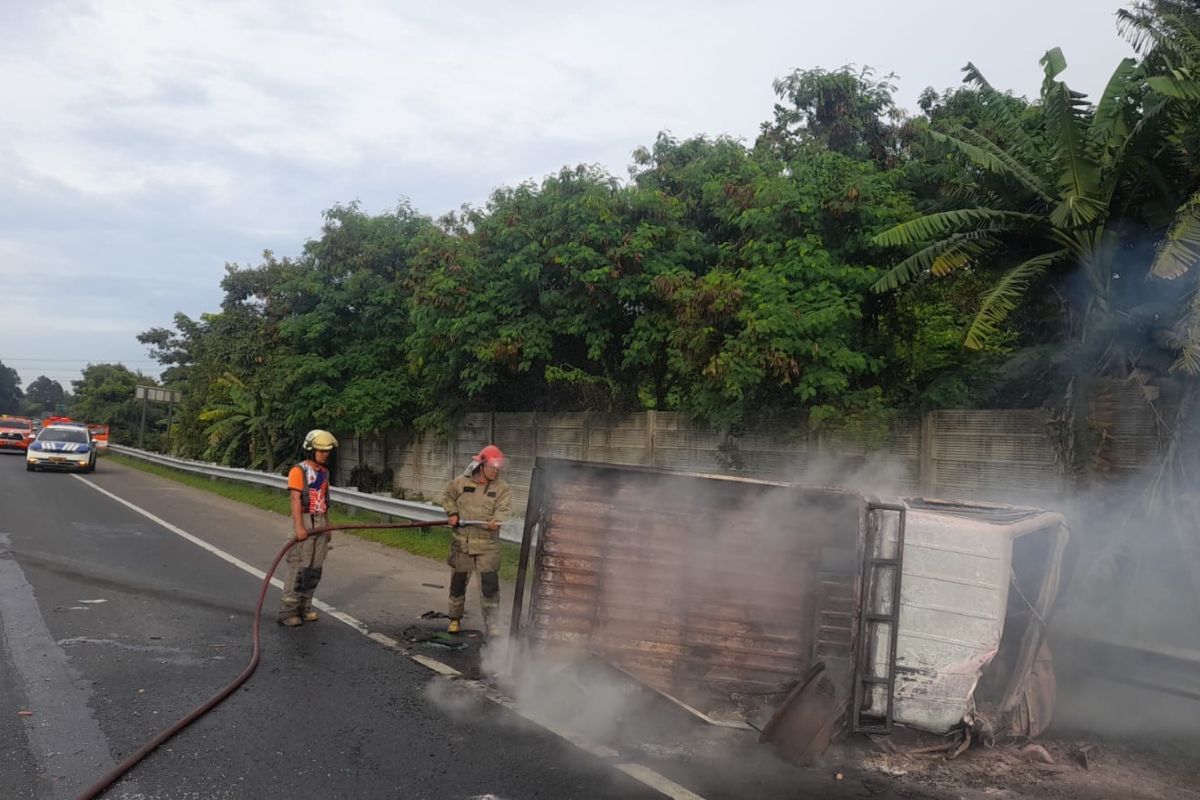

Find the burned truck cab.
xmin=507 ymin=458 xmax=1067 ymax=763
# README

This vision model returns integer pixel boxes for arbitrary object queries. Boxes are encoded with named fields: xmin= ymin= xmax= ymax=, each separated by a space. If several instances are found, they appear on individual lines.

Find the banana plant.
xmin=1120 ymin=1 xmax=1200 ymax=374
xmin=198 ymin=372 xmax=282 ymax=472
xmin=872 ymin=49 xmax=1157 ymax=351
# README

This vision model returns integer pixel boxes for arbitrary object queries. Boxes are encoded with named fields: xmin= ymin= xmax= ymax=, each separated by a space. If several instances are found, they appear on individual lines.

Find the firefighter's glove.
xmin=448 ymin=515 xmax=460 ymax=528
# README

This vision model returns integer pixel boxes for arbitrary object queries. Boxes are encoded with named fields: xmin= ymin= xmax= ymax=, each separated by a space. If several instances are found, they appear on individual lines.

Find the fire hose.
xmin=76 ymin=518 xmax=493 ymax=800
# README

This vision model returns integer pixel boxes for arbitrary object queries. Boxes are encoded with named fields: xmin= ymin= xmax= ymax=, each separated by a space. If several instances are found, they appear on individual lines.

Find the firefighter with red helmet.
xmin=442 ymin=444 xmax=512 ymax=636
xmin=278 ymin=429 xmax=338 ymax=627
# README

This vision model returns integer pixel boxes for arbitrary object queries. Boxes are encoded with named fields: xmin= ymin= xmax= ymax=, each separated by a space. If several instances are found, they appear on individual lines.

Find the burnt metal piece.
xmin=512 ymin=458 xmax=872 ymax=761
xmin=758 ymin=662 xmax=843 ymax=763
xmin=510 ymin=462 xmax=547 ymax=634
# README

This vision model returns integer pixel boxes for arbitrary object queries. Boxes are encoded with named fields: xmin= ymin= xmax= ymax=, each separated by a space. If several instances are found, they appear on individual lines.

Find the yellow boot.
xmin=447 ymin=619 xmax=461 ymax=634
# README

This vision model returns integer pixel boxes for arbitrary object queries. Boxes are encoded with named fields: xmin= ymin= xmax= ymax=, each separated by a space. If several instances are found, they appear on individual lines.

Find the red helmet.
xmin=477 ymin=444 xmax=506 ymax=469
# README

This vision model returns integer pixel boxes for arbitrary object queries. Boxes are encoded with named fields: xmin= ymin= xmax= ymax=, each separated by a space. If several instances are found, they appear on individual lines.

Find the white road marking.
xmin=72 ymin=475 xmax=711 ymax=800
xmin=75 ymin=475 xmax=287 ymax=590
xmin=77 ymin=476 xmax=372 ymax=629
xmin=614 ymin=764 xmax=709 ymax=800
xmin=410 ymin=653 xmax=462 ymax=676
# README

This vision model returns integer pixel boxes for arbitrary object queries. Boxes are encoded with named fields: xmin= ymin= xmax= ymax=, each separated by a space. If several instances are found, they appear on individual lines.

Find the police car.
xmin=26 ymin=423 xmax=97 ymax=473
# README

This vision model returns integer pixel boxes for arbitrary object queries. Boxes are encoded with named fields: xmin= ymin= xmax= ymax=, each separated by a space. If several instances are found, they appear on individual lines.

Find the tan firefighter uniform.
xmin=442 ymin=473 xmax=512 ymax=627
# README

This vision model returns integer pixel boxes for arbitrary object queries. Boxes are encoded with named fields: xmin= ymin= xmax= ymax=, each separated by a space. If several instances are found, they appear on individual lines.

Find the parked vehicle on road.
xmin=0 ymin=415 xmax=35 ymax=453
xmin=26 ymin=424 xmax=97 ymax=473
xmin=87 ymin=423 xmax=110 ymax=452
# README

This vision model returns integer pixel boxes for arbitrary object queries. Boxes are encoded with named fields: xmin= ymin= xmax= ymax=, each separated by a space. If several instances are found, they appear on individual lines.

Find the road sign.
xmin=134 ymin=386 xmax=183 ymax=450
xmin=135 ymin=386 xmax=182 ymax=404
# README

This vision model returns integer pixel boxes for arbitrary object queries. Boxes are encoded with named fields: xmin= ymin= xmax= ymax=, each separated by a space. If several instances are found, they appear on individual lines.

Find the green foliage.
xmin=130 ymin=11 xmax=1200 ymax=471
xmin=878 ymin=271 xmax=1015 ymax=411
xmin=24 ymin=376 xmax=66 ymax=415
xmin=71 ymin=363 xmax=162 ymax=447
xmin=873 ymin=46 xmax=1199 ymax=375
xmin=1115 ymin=3 xmax=1200 ymax=376
xmin=133 ymin=66 xmax=992 ymax=453
xmin=1119 ymin=1 xmax=1200 ymax=63
xmin=348 ymin=463 xmax=395 ymax=494
xmin=407 ymin=163 xmax=709 ymax=420
xmin=966 ymin=250 xmax=1068 ymax=349
xmin=762 ymin=66 xmax=903 ymax=165
xmin=0 ymin=361 xmax=23 ymax=414
xmin=198 ymin=372 xmax=284 ymax=470
xmin=872 ymin=209 xmax=1041 ymax=250
xmin=1151 ymin=192 xmax=1200 ymax=281
xmin=278 ymin=203 xmax=430 ymax=433
xmin=646 ymin=141 xmax=908 ymax=424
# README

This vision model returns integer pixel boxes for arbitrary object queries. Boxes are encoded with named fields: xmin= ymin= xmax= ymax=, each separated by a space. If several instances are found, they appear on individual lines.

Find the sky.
xmin=0 ymin=0 xmax=1135 ymax=392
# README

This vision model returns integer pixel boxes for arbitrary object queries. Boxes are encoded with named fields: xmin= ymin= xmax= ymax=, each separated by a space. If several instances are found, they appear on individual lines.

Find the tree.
xmin=197 ymin=372 xmax=283 ymax=470
xmin=408 ymin=165 xmax=705 ymax=422
xmin=24 ymin=376 xmax=65 ymax=414
xmin=872 ymin=37 xmax=1200 ymax=606
xmin=871 ymin=49 xmax=1191 ymax=365
xmin=274 ymin=203 xmax=430 ymax=434
xmin=0 ymin=360 xmax=22 ymax=414
xmin=1117 ymin=2 xmax=1200 ymax=372
xmin=1113 ymin=2 xmax=1200 ymax=604
xmin=138 ymin=312 xmax=205 ymax=388
xmin=760 ymin=66 xmax=906 ymax=166
xmin=71 ymin=364 xmax=161 ymax=446
xmin=1118 ymin=1 xmax=1200 ymax=67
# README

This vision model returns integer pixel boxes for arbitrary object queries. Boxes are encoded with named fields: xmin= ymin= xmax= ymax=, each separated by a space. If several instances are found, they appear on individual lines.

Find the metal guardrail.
xmin=109 ymin=444 xmax=523 ymax=543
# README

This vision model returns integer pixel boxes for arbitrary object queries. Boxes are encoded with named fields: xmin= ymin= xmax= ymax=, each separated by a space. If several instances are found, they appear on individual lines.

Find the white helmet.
xmin=303 ymin=429 xmax=338 ymax=452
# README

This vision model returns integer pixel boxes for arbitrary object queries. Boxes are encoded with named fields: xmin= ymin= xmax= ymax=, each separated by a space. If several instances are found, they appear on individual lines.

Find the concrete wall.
xmin=335 ymin=403 xmax=1160 ymax=514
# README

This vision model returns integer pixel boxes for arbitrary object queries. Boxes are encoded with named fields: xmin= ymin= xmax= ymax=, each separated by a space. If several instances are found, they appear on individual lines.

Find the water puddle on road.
xmin=55 ymin=636 xmax=210 ymax=666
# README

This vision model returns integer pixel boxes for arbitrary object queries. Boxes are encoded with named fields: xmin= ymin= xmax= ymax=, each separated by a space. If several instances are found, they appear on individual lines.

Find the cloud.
xmin=2 ymin=1 xmax=1134 ymax=211
xmin=0 ymin=0 xmax=1133 ymax=389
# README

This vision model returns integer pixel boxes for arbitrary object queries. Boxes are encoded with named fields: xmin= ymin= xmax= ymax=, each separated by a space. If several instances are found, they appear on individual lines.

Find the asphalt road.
xmin=0 ymin=453 xmax=660 ymax=800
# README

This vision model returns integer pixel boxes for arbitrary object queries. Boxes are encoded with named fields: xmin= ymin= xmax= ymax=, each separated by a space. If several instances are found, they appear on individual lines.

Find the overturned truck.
xmin=508 ymin=458 xmax=1068 ymax=762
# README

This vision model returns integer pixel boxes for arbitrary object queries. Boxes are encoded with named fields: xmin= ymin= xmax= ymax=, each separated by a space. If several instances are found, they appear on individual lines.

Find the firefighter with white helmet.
xmin=442 ymin=444 xmax=512 ymax=636
xmin=278 ymin=429 xmax=338 ymax=627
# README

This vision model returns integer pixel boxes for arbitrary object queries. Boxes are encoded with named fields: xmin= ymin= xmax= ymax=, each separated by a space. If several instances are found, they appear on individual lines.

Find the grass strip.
xmin=107 ymin=453 xmax=521 ymax=581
